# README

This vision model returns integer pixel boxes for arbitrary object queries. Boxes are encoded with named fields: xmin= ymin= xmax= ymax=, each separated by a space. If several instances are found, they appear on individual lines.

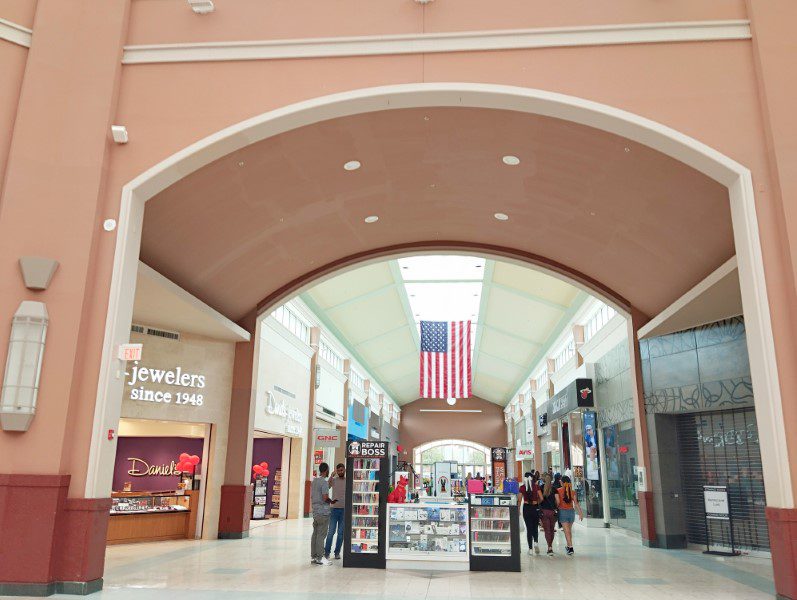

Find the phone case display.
xmin=110 ymin=494 xmax=190 ymax=515
xmin=386 ymin=503 xmax=469 ymax=562
xmin=251 ymin=476 xmax=268 ymax=520
xmin=468 ymin=494 xmax=520 ymax=572
xmin=270 ymin=469 xmax=282 ymax=517
xmin=344 ymin=441 xmax=389 ymax=569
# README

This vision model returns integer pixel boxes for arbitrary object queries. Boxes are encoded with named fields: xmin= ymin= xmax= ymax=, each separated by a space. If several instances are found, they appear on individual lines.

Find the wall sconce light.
xmin=188 ymin=0 xmax=215 ymax=14
xmin=111 ymin=125 xmax=128 ymax=144
xmin=1 ymin=301 xmax=49 ymax=431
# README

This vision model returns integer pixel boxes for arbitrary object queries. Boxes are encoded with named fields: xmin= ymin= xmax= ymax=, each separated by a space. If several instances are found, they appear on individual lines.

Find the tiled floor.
xmin=6 ymin=519 xmax=775 ymax=599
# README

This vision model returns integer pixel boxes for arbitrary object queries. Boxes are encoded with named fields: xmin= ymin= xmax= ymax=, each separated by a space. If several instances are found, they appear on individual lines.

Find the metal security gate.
xmin=676 ymin=408 xmax=769 ymax=550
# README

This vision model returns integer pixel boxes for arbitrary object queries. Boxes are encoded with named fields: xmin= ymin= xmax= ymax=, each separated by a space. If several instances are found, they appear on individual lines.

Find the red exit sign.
xmin=118 ymin=343 xmax=143 ymax=361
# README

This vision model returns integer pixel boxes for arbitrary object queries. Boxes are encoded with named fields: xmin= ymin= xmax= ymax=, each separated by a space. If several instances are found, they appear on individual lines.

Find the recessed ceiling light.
xmin=424 ymin=116 xmax=431 ymax=121
xmin=502 ymin=155 xmax=520 ymax=166
xmin=344 ymin=160 xmax=361 ymax=171
xmin=364 ymin=215 xmax=379 ymax=223
xmin=624 ymin=147 xmax=631 ymax=153
xmin=494 ymin=213 xmax=509 ymax=221
xmin=238 ymin=161 xmax=245 ymax=167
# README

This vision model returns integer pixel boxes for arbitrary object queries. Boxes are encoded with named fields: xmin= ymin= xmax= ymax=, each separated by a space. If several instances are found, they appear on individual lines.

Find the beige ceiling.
xmin=301 ymin=257 xmax=583 ymax=405
xmin=140 ymin=106 xmax=733 ymax=335
xmin=133 ymin=262 xmax=250 ymax=342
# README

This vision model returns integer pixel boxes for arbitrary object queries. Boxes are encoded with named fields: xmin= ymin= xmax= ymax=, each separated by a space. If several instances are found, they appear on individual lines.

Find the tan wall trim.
xmin=122 ymin=20 xmax=751 ymax=65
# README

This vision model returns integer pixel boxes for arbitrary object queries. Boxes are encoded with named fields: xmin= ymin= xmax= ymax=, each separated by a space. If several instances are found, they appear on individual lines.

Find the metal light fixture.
xmin=1 ymin=301 xmax=49 ymax=431
xmin=188 ymin=0 xmax=215 ymax=14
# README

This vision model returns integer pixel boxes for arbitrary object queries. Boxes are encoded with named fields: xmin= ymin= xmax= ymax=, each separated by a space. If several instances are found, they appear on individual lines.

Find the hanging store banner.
xmin=347 ymin=440 xmax=387 ymax=458
xmin=491 ymin=447 xmax=508 ymax=491
xmin=314 ymin=427 xmax=341 ymax=448
xmin=549 ymin=378 xmax=594 ymax=421
xmin=583 ymin=410 xmax=600 ymax=481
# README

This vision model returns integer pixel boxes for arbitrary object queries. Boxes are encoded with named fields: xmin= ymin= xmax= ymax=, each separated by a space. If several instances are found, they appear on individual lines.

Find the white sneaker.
xmin=319 ymin=557 xmax=332 ymax=566
xmin=534 ymin=544 xmax=540 ymax=554
xmin=528 ymin=549 xmax=534 ymax=555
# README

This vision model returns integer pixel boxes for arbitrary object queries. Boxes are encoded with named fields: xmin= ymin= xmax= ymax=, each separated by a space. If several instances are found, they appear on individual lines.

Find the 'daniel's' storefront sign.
xmin=112 ymin=436 xmax=204 ymax=492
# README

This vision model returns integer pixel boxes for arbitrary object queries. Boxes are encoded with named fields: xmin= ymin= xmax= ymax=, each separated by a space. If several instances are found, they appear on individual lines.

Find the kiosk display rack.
xmin=343 ymin=441 xmax=390 ymax=569
xmin=270 ymin=469 xmax=282 ymax=518
xmin=251 ymin=476 xmax=268 ymax=520
xmin=468 ymin=493 xmax=521 ymax=572
xmin=344 ymin=440 xmax=389 ymax=569
xmin=386 ymin=502 xmax=469 ymax=570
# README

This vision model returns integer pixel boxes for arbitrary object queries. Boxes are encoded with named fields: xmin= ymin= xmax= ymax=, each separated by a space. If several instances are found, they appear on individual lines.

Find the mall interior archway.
xmin=87 ymin=85 xmax=787 ymax=590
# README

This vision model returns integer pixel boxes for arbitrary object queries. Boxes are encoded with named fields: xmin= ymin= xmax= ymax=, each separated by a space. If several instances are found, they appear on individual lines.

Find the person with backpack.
xmin=556 ymin=475 xmax=584 ymax=555
xmin=517 ymin=471 xmax=543 ymax=555
xmin=538 ymin=473 xmax=558 ymax=556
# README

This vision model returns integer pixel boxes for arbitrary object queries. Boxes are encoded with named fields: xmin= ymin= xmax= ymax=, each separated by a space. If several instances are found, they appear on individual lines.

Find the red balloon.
xmin=263 ymin=470 xmax=270 ymax=477
xmin=252 ymin=464 xmax=259 ymax=473
xmin=179 ymin=453 xmax=190 ymax=462
xmin=260 ymin=462 xmax=269 ymax=470
xmin=397 ymin=445 xmax=404 ymax=453
xmin=253 ymin=465 xmax=264 ymax=475
xmin=189 ymin=455 xmax=200 ymax=466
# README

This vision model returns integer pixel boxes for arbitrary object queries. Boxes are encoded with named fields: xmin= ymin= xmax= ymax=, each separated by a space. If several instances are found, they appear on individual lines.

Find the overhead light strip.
xmin=419 ymin=409 xmax=483 ymax=413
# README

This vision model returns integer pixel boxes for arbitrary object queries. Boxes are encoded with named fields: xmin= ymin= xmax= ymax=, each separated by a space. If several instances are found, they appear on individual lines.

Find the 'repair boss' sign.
xmin=548 ymin=378 xmax=594 ymax=421
xmin=347 ymin=440 xmax=387 ymax=458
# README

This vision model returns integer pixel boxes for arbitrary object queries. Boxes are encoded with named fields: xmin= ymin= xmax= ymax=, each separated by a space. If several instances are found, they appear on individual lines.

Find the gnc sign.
xmin=313 ymin=427 xmax=340 ymax=448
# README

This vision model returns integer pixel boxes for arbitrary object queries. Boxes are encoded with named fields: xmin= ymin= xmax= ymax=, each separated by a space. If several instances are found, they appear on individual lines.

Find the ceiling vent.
xmin=131 ymin=324 xmax=180 ymax=341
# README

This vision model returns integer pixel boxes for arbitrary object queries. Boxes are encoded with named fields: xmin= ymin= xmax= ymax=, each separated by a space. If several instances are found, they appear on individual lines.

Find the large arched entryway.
xmin=87 ymin=84 xmax=789 ymax=527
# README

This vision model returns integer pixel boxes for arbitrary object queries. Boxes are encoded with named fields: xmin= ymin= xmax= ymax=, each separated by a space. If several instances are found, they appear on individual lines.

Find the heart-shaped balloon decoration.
xmin=189 ymin=455 xmax=200 ymax=466
xmin=252 ymin=464 xmax=260 ymax=473
xmin=253 ymin=465 xmax=264 ymax=475
xmin=179 ymin=453 xmax=190 ymax=462
xmin=260 ymin=462 xmax=269 ymax=470
xmin=263 ymin=470 xmax=270 ymax=477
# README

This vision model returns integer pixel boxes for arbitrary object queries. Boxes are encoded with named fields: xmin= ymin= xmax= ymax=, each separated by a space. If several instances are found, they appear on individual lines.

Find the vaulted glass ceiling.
xmin=300 ymin=254 xmax=586 ymax=405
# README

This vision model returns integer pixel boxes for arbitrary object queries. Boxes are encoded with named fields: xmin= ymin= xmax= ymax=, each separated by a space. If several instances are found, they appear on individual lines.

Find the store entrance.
xmin=109 ymin=419 xmax=209 ymax=544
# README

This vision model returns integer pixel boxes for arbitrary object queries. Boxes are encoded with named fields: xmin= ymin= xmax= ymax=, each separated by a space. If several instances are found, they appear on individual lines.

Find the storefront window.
xmin=603 ymin=420 xmax=640 ymax=533
xmin=413 ymin=440 xmax=491 ymax=485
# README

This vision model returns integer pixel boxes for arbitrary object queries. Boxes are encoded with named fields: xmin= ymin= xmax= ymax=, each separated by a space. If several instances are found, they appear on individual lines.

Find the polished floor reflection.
xmin=12 ymin=518 xmax=774 ymax=600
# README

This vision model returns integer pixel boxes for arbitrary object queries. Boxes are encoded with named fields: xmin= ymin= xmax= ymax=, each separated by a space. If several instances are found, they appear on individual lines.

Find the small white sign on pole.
xmin=704 ymin=485 xmax=730 ymax=520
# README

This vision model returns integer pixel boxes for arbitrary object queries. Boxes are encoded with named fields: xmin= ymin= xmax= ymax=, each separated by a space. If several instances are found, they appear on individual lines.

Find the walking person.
xmin=518 ymin=472 xmax=543 ymax=555
xmin=324 ymin=463 xmax=346 ymax=560
xmin=310 ymin=462 xmax=333 ymax=566
xmin=556 ymin=475 xmax=584 ymax=556
xmin=538 ymin=473 xmax=558 ymax=556
xmin=552 ymin=472 xmax=563 ymax=531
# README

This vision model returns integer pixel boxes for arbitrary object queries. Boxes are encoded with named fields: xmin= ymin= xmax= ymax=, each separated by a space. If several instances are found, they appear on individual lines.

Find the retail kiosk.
xmin=343 ymin=440 xmax=390 ymax=569
xmin=468 ymin=493 xmax=521 ymax=572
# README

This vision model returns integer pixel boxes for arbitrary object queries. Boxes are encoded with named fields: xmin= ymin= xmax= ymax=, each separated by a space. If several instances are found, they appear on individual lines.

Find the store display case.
xmin=251 ymin=476 xmax=268 ymax=520
xmin=386 ymin=503 xmax=469 ymax=570
xmin=110 ymin=493 xmax=190 ymax=514
xmin=344 ymin=441 xmax=389 ymax=569
xmin=107 ymin=491 xmax=198 ymax=544
xmin=468 ymin=494 xmax=521 ymax=571
xmin=270 ymin=469 xmax=282 ymax=518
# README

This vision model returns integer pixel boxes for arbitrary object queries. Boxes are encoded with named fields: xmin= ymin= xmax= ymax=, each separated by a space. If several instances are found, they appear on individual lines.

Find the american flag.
xmin=419 ymin=320 xmax=472 ymax=399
